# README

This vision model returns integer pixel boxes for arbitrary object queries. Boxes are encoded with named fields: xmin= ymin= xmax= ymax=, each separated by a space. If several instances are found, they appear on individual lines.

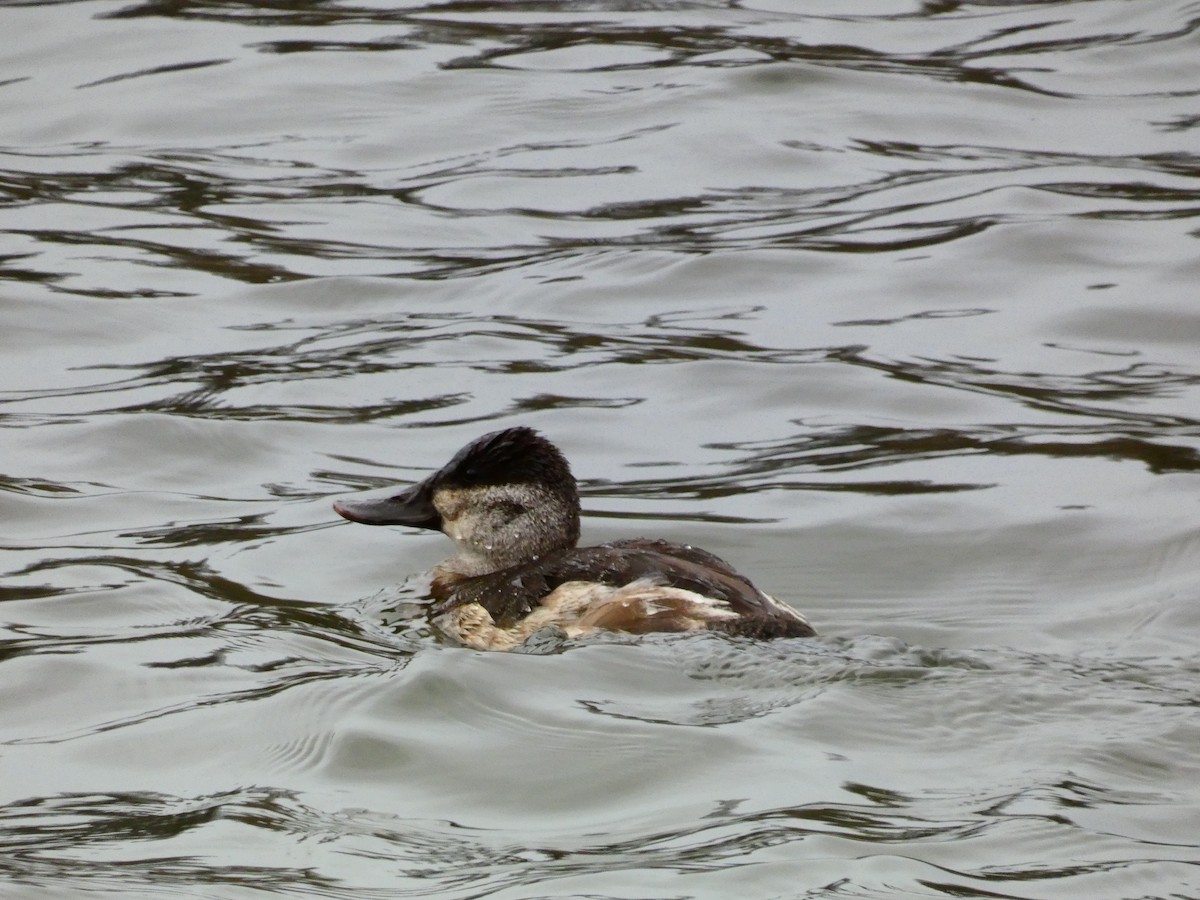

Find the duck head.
xmin=333 ymin=427 xmax=581 ymax=577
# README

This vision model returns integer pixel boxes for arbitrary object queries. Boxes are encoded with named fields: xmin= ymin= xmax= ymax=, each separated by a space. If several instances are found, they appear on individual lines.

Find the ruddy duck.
xmin=333 ymin=427 xmax=815 ymax=650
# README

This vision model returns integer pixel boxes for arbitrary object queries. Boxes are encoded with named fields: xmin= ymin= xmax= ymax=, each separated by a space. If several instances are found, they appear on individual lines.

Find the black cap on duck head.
xmin=436 ymin=426 xmax=574 ymax=490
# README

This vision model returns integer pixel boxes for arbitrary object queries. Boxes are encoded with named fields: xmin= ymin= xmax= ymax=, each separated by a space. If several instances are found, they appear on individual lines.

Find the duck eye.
xmin=496 ymin=499 xmax=526 ymax=518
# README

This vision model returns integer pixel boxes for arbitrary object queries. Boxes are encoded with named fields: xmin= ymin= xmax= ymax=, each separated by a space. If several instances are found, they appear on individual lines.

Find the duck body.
xmin=333 ymin=427 xmax=814 ymax=651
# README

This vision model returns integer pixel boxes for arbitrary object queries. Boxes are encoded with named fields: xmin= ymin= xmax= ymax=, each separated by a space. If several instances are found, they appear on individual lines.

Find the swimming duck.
xmin=333 ymin=427 xmax=815 ymax=650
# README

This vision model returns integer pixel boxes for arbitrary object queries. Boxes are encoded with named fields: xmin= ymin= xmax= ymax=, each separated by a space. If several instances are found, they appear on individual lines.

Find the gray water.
xmin=2 ymin=1 xmax=1199 ymax=897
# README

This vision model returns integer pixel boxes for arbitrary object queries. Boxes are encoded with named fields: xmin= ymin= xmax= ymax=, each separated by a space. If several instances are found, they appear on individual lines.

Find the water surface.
xmin=2 ymin=0 xmax=1199 ymax=897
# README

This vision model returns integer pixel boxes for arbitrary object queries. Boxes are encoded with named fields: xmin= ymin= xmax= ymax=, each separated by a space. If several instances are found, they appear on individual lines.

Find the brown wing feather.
xmin=433 ymin=540 xmax=814 ymax=638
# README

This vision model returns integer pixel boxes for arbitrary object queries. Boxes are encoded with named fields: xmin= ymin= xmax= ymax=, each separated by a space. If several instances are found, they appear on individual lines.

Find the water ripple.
xmin=3 ymin=0 xmax=1199 ymax=896
xmin=2 ymin=777 xmax=1195 ymax=898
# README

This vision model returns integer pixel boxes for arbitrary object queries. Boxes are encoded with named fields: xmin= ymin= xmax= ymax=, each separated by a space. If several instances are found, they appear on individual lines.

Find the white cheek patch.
xmin=432 ymin=487 xmax=498 ymax=549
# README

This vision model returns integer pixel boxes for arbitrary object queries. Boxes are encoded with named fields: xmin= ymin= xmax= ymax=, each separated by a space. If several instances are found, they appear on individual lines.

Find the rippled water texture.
xmin=2 ymin=0 xmax=1200 ymax=897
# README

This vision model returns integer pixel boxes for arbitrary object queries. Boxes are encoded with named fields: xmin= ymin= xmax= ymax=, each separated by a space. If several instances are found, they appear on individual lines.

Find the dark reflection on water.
xmin=6 ymin=309 xmax=1195 ymax=499
xmin=0 ymin=647 xmax=1192 ymax=897
xmin=4 ymin=0 xmax=1200 ymax=896
xmin=3 ymin=587 xmax=415 ymax=748
xmin=8 ymin=139 xmax=1196 ymax=291
xmin=93 ymin=0 xmax=1200 ymax=104
xmin=4 ymin=784 xmax=987 ymax=894
xmin=0 ymin=789 xmax=349 ymax=895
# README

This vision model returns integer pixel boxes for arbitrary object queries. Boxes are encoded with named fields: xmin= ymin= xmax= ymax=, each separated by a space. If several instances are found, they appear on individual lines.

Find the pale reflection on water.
xmin=2 ymin=0 xmax=1199 ymax=897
